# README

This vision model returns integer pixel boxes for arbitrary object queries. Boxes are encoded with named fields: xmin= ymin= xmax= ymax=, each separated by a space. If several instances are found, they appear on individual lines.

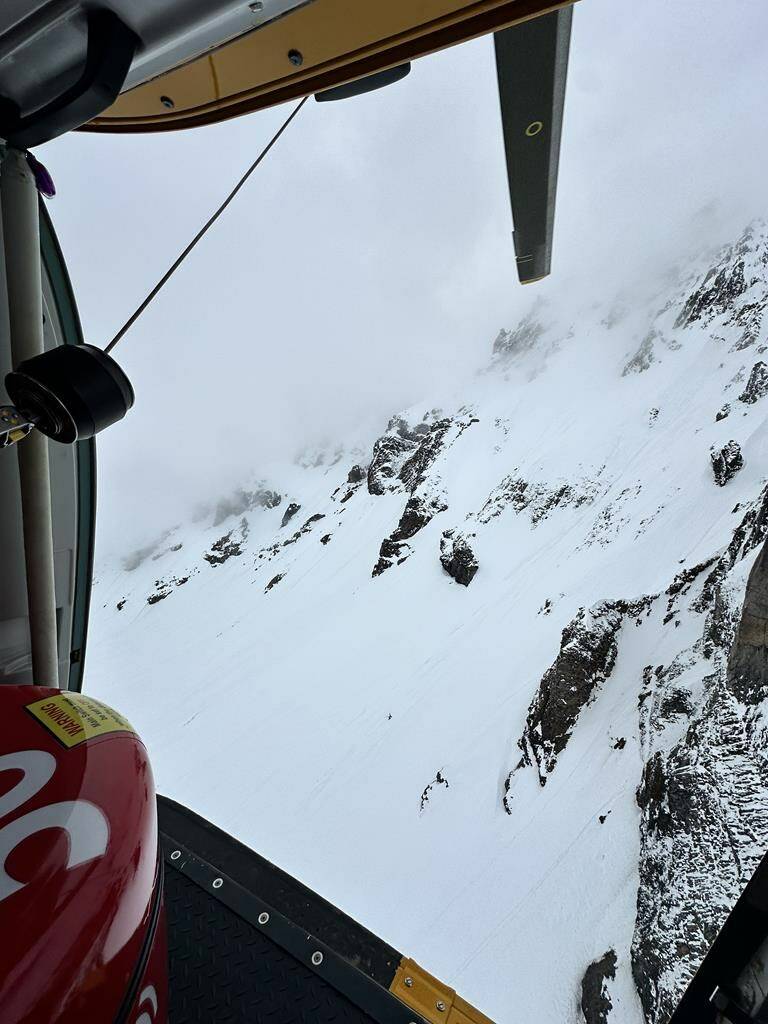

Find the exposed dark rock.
xmin=372 ymin=493 xmax=448 ymax=577
xmin=613 ymin=737 xmax=626 ymax=750
xmin=320 ymin=534 xmax=332 ymax=545
xmin=676 ymin=255 xmax=749 ymax=329
xmin=147 ymin=590 xmax=170 ymax=605
xmin=711 ymin=440 xmax=744 ymax=486
xmin=695 ymin=486 xmax=768 ymax=612
xmin=347 ymin=464 xmax=366 ymax=484
xmin=265 ymin=573 xmax=284 ymax=593
xmin=283 ymin=513 xmax=326 ymax=547
xmin=367 ymin=412 xmax=473 ymax=498
xmin=479 ymin=473 xmax=599 ymax=527
xmin=204 ymin=518 xmax=249 ymax=566
xmin=632 ymin=532 xmax=768 ymax=1023
xmin=727 ymin=539 xmax=768 ymax=707
xmin=116 ymin=599 xmax=126 ymax=611
xmin=170 ymin=543 xmax=183 ymax=552
xmin=598 ymin=813 xmax=611 ymax=825
xmin=280 ymin=502 xmax=301 ymax=528
xmin=399 ymin=418 xmax=453 ymax=494
xmin=715 ymin=403 xmax=731 ymax=421
xmin=420 ymin=770 xmax=449 ymax=812
xmin=368 ymin=433 xmax=418 ymax=495
xmin=213 ymin=487 xmax=281 ymax=527
xmin=580 ymin=950 xmax=617 ymax=1024
xmin=738 ymin=361 xmax=768 ymax=404
xmin=511 ymin=597 xmax=653 ymax=790
xmin=439 ymin=530 xmax=478 ymax=586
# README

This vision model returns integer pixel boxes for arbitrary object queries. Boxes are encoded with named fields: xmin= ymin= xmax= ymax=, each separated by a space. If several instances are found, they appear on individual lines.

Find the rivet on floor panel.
xmin=258 ymin=912 xmax=270 ymax=925
xmin=170 ymin=850 xmax=181 ymax=861
xmin=404 ymin=977 xmax=413 ymax=988
xmin=311 ymin=951 xmax=324 ymax=966
xmin=212 ymin=877 xmax=223 ymax=889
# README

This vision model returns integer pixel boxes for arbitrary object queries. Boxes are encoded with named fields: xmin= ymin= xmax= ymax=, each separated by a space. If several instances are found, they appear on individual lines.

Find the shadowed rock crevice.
xmin=581 ymin=950 xmax=617 ymax=1024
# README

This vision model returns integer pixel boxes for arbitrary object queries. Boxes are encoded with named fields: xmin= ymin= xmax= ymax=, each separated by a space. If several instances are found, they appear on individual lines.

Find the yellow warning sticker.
xmin=26 ymin=693 xmax=135 ymax=749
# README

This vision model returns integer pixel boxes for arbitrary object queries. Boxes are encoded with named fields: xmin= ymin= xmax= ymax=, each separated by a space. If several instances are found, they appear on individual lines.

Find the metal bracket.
xmin=0 ymin=405 xmax=34 ymax=448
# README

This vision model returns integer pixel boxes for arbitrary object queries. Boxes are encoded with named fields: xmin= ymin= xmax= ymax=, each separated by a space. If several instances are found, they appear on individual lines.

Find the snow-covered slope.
xmin=88 ymin=223 xmax=768 ymax=1024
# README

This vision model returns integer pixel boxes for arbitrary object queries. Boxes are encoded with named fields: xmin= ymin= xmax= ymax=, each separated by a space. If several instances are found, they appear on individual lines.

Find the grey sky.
xmin=39 ymin=0 xmax=768 ymax=553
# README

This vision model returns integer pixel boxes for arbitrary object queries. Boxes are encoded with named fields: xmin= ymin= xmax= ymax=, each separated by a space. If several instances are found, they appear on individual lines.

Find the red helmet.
xmin=0 ymin=686 xmax=166 ymax=1023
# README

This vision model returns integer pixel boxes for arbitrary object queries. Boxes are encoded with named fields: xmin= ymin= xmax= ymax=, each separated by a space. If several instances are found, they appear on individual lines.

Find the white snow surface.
xmin=88 ymin=223 xmax=768 ymax=1023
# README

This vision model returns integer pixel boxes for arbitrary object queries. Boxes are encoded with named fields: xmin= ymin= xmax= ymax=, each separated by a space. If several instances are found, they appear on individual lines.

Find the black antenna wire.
xmin=105 ymin=96 xmax=309 ymax=354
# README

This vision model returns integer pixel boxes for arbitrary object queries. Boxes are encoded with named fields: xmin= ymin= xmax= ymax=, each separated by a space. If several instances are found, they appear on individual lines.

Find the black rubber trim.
xmin=158 ymin=795 xmax=401 ymax=988
xmin=39 ymin=202 xmax=96 ymax=693
xmin=315 ymin=64 xmax=411 ymax=102
xmin=669 ymin=849 xmax=768 ymax=1023
xmin=161 ymin=834 xmax=424 ymax=1024
xmin=113 ymin=853 xmax=165 ymax=1024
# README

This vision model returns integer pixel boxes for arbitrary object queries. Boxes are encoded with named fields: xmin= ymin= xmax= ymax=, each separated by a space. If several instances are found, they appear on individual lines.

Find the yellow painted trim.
xmin=390 ymin=957 xmax=496 ymax=1024
xmin=85 ymin=0 xmax=575 ymax=134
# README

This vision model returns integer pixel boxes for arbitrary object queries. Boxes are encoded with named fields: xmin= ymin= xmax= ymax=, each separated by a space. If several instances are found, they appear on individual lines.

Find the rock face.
xmin=439 ymin=531 xmax=478 ymax=586
xmin=738 ymin=361 xmax=768 ymax=404
xmin=581 ymin=950 xmax=617 ymax=1024
xmin=213 ymin=487 xmax=281 ymax=527
xmin=509 ymin=599 xmax=651 ymax=791
xmin=372 ymin=493 xmax=447 ymax=576
xmin=492 ymin=312 xmax=545 ymax=358
xmin=478 ymin=473 xmax=599 ymax=527
xmin=280 ymin=502 xmax=301 ymax=528
xmin=631 ymin=525 xmax=768 ymax=1022
xmin=204 ymin=518 xmax=249 ymax=566
xmin=711 ymin=441 xmax=744 ymax=486
xmin=419 ymin=770 xmax=449 ymax=812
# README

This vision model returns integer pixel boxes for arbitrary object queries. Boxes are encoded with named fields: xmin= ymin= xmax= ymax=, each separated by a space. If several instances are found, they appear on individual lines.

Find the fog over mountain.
xmin=38 ymin=0 xmax=768 ymax=555
xmin=89 ymin=221 xmax=768 ymax=1022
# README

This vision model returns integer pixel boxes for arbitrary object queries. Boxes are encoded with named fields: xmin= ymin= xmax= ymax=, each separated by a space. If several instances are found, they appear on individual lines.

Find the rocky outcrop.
xmin=419 ymin=770 xmax=449 ymax=812
xmin=479 ymin=473 xmax=600 ymax=527
xmin=372 ymin=493 xmax=447 ymax=577
xmin=580 ymin=950 xmax=617 ymax=1024
xmin=265 ymin=573 xmax=284 ymax=593
xmin=738 ymin=361 xmax=768 ymax=404
xmin=711 ymin=441 xmax=744 ymax=486
xmin=631 ymin=527 xmax=768 ymax=1023
xmin=715 ymin=403 xmax=731 ymax=422
xmin=280 ymin=502 xmax=301 ymax=528
xmin=439 ymin=531 xmax=478 ymax=586
xmin=492 ymin=313 xmax=545 ymax=359
xmin=283 ymin=513 xmax=326 ymax=546
xmin=511 ymin=598 xmax=652 ymax=792
xmin=212 ymin=487 xmax=281 ymax=527
xmin=367 ymin=412 xmax=476 ymax=498
xmin=204 ymin=518 xmax=249 ymax=566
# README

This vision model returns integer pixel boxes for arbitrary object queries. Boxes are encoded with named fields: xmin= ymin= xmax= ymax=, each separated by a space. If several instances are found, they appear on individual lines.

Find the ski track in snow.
xmin=88 ymin=222 xmax=768 ymax=1023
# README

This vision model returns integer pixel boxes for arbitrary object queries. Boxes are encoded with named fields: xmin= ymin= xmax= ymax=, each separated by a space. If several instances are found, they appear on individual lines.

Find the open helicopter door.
xmin=0 ymin=198 xmax=95 ymax=693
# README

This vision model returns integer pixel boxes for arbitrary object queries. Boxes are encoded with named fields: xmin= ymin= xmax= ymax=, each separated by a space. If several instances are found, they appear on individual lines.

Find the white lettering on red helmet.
xmin=135 ymin=985 xmax=158 ymax=1023
xmin=0 ymin=750 xmax=56 ymax=820
xmin=0 ymin=750 xmax=109 ymax=903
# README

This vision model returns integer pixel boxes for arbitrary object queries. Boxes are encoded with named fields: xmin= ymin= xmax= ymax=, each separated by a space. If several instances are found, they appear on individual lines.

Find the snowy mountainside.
xmin=88 ymin=222 xmax=768 ymax=1024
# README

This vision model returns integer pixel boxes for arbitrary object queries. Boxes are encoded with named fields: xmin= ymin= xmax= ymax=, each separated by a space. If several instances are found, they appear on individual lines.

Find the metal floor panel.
xmin=165 ymin=869 xmax=376 ymax=1024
